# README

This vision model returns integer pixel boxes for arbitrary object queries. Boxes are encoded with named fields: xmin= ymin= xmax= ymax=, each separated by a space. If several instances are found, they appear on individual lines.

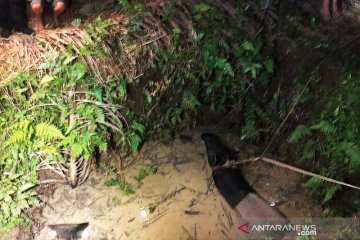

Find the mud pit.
xmin=33 ymin=129 xmax=321 ymax=240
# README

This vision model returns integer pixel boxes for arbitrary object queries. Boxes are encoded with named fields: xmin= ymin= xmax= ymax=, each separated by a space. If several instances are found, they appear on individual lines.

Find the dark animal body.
xmin=212 ymin=167 xmax=253 ymax=208
xmin=202 ymin=133 xmax=288 ymax=239
xmin=0 ymin=0 xmax=33 ymax=38
xmin=201 ymin=133 xmax=238 ymax=167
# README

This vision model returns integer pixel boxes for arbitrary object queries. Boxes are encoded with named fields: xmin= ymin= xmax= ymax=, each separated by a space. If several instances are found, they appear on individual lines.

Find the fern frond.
xmin=310 ymin=120 xmax=336 ymax=135
xmin=5 ymin=130 xmax=31 ymax=146
xmin=35 ymin=123 xmax=64 ymax=142
xmin=5 ymin=120 xmax=34 ymax=146
xmin=6 ymin=120 xmax=31 ymax=132
xmin=76 ymin=104 xmax=105 ymax=122
xmin=301 ymin=140 xmax=316 ymax=160
xmin=323 ymin=184 xmax=341 ymax=203
xmin=60 ymin=130 xmax=77 ymax=147
xmin=71 ymin=143 xmax=84 ymax=160
xmin=341 ymin=142 xmax=360 ymax=169
xmin=289 ymin=125 xmax=311 ymax=142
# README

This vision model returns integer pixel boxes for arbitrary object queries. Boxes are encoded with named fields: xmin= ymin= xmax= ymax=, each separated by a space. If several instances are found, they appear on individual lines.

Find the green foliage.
xmin=147 ymin=2 xmax=277 ymax=138
xmin=136 ymin=166 xmax=157 ymax=181
xmin=296 ymin=236 xmax=310 ymax=240
xmin=290 ymin=72 xmax=360 ymax=203
xmin=0 ymin=20 xmax=144 ymax=227
xmin=104 ymin=177 xmax=135 ymax=196
xmin=289 ymin=125 xmax=311 ymax=143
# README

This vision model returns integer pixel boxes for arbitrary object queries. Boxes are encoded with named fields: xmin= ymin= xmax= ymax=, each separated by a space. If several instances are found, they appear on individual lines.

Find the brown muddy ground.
xmin=28 ymin=127 xmax=322 ymax=240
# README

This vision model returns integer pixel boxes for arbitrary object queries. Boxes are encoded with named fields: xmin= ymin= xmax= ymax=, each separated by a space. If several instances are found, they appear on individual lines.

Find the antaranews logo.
xmin=237 ymin=222 xmax=317 ymax=237
xmin=238 ymin=223 xmax=250 ymax=234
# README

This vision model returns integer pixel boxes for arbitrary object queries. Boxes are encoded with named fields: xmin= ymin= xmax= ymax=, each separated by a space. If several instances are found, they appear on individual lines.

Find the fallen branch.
xmin=215 ymin=156 xmax=360 ymax=190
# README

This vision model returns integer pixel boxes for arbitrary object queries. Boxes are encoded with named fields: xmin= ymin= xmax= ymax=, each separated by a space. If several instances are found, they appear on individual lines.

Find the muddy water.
xmin=33 ymin=129 xmax=322 ymax=240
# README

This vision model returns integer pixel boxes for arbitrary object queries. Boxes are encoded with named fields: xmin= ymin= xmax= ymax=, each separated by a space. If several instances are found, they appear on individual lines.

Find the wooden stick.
xmin=215 ymin=156 xmax=360 ymax=190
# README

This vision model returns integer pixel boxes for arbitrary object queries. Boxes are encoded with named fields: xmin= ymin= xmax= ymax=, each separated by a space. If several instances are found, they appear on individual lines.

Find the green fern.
xmin=310 ymin=120 xmax=336 ymax=135
xmin=322 ymin=184 xmax=341 ymax=203
xmin=5 ymin=120 xmax=34 ymax=146
xmin=340 ymin=142 xmax=360 ymax=169
xmin=35 ymin=123 xmax=64 ymax=142
xmin=289 ymin=125 xmax=311 ymax=142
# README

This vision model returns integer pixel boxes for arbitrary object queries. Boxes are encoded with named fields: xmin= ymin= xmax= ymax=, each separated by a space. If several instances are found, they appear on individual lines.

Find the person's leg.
xmin=31 ymin=0 xmax=44 ymax=31
xmin=332 ymin=0 xmax=339 ymax=17
xmin=320 ymin=0 xmax=331 ymax=21
xmin=53 ymin=0 xmax=66 ymax=27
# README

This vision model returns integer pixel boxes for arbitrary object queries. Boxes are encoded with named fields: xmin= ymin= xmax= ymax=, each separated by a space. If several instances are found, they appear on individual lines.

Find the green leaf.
xmin=289 ymin=125 xmax=311 ymax=142
xmin=93 ymin=88 xmax=103 ymax=102
xmin=63 ymin=56 xmax=76 ymax=65
xmin=35 ymin=123 xmax=64 ymax=142
xmin=40 ymin=75 xmax=55 ymax=85
xmin=264 ymin=58 xmax=274 ymax=74
xmin=172 ymin=27 xmax=181 ymax=34
xmin=71 ymin=143 xmax=83 ymax=159
xmin=131 ymin=121 xmax=145 ymax=133
xmin=193 ymin=3 xmax=211 ymax=13
xmin=242 ymin=41 xmax=255 ymax=52
xmin=130 ymin=134 xmax=142 ymax=153
xmin=19 ymin=183 xmax=35 ymax=193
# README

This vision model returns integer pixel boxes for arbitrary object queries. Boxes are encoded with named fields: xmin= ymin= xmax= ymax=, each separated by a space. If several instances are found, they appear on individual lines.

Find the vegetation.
xmin=289 ymin=71 xmax=360 ymax=206
xmin=136 ymin=166 xmax=157 ymax=181
xmin=104 ymin=177 xmax=135 ymax=196
xmin=0 ymin=0 xmax=359 ymax=231
xmin=0 ymin=18 xmax=144 ymax=228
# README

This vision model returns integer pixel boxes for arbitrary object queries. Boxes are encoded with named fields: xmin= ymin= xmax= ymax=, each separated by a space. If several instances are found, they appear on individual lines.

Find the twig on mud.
xmin=221 ymin=229 xmax=233 ymax=240
xmin=218 ymin=214 xmax=229 ymax=231
xmin=194 ymin=224 xmax=197 ymax=240
xmin=181 ymin=225 xmax=194 ymax=240
xmin=87 ymin=196 xmax=103 ymax=207
xmin=184 ymin=210 xmax=200 ymax=215
xmin=152 ymin=186 xmax=186 ymax=207
xmin=173 ymin=157 xmax=182 ymax=173
xmin=216 ymin=156 xmax=360 ymax=190
xmin=142 ymin=210 xmax=167 ymax=229
xmin=173 ymin=157 xmax=192 ymax=172
xmin=205 ymin=176 xmax=214 ymax=195
xmin=220 ymin=201 xmax=233 ymax=228
xmin=188 ymin=198 xmax=198 ymax=208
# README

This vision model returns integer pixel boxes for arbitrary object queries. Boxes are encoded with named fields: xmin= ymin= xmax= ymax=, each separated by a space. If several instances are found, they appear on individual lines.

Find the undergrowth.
xmin=0 ymin=18 xmax=144 ymax=228
xmin=0 ymin=0 xmax=303 ymax=229
xmin=289 ymin=71 xmax=360 ymax=207
xmin=141 ymin=1 xmax=280 ymax=142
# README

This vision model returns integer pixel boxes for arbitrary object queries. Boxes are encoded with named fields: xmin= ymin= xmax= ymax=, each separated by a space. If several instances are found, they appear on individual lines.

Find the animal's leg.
xmin=207 ymin=152 xmax=217 ymax=168
xmin=10 ymin=0 xmax=33 ymax=35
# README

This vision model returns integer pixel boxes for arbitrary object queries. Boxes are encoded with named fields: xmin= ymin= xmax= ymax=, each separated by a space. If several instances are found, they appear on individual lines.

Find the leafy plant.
xmin=0 ymin=18 xmax=144 ymax=227
xmin=136 ymin=166 xmax=157 ymax=181
xmin=289 ymin=72 xmax=360 ymax=203
xmin=104 ymin=177 xmax=135 ymax=196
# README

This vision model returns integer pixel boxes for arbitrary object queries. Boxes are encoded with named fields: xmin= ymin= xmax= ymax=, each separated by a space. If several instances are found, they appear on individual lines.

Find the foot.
xmin=1 ymin=29 xmax=12 ymax=39
xmin=53 ymin=1 xmax=66 ymax=27
xmin=34 ymin=20 xmax=45 ymax=32
xmin=31 ymin=3 xmax=45 ymax=31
